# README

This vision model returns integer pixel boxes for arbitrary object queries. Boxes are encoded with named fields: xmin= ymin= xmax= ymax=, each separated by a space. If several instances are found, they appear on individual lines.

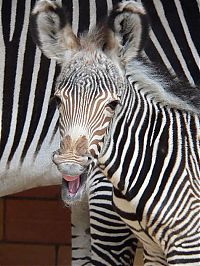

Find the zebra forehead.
xmin=67 ymin=126 xmax=89 ymax=141
xmin=56 ymin=50 xmax=124 ymax=95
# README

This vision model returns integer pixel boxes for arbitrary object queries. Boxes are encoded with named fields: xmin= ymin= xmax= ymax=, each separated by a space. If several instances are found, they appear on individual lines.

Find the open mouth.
xmin=61 ymin=172 xmax=88 ymax=205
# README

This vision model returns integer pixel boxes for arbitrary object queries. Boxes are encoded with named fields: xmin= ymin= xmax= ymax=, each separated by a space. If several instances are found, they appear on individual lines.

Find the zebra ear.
xmin=105 ymin=1 xmax=149 ymax=63
xmin=30 ymin=0 xmax=79 ymax=63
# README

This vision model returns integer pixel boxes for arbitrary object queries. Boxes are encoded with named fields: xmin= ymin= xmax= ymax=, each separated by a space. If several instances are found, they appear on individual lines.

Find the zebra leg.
xmin=88 ymin=168 xmax=137 ymax=266
xmin=143 ymin=245 xmax=168 ymax=266
xmin=165 ymin=241 xmax=200 ymax=266
xmin=71 ymin=169 xmax=138 ymax=266
xmin=71 ymin=196 xmax=91 ymax=265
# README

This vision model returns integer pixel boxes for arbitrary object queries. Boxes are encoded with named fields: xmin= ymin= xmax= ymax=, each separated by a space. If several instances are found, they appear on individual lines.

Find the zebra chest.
xmin=112 ymin=188 xmax=151 ymax=241
xmin=112 ymin=187 xmax=167 ymax=255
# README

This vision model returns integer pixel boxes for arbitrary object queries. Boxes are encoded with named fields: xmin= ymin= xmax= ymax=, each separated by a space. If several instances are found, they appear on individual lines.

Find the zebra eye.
xmin=107 ymin=100 xmax=119 ymax=111
xmin=54 ymin=95 xmax=61 ymax=106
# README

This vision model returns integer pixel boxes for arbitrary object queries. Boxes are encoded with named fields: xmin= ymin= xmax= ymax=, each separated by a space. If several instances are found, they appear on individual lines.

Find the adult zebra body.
xmin=1 ymin=0 xmax=136 ymax=265
xmin=31 ymin=0 xmax=200 ymax=265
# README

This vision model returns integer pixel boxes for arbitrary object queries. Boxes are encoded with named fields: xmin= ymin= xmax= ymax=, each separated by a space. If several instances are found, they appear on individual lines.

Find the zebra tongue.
xmin=68 ymin=178 xmax=80 ymax=195
xmin=63 ymin=175 xmax=80 ymax=195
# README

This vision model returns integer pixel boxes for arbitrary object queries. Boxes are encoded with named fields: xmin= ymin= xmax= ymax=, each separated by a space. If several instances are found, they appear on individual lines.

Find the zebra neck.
xmin=99 ymin=78 xmax=200 ymax=196
xmin=98 ymin=81 xmax=151 ymax=184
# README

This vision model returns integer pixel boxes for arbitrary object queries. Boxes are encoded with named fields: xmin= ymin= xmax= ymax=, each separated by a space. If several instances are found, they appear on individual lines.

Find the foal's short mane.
xmin=79 ymin=27 xmax=200 ymax=115
xmin=126 ymin=58 xmax=200 ymax=115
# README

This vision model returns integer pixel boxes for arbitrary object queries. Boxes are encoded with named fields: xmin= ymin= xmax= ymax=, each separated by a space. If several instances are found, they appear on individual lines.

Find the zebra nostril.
xmin=86 ymin=155 xmax=93 ymax=164
xmin=52 ymin=150 xmax=60 ymax=164
xmin=52 ymin=151 xmax=57 ymax=157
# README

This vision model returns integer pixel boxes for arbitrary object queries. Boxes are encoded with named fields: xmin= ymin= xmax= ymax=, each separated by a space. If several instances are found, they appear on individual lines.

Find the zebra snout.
xmin=57 ymin=162 xmax=85 ymax=176
xmin=52 ymin=150 xmax=91 ymax=176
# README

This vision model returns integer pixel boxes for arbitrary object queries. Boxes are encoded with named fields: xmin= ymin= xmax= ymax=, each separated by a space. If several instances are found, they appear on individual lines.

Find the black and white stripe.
xmin=88 ymin=168 xmax=137 ymax=265
xmin=0 ymin=0 xmax=60 ymax=195
xmin=100 ymin=74 xmax=200 ymax=264
xmin=143 ymin=0 xmax=200 ymax=85
xmin=98 ymin=2 xmax=200 ymax=265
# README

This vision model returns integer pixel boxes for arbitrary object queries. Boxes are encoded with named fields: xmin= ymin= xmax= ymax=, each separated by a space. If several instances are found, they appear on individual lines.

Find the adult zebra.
xmin=31 ymin=0 xmax=200 ymax=265
xmin=1 ymin=0 xmax=200 ymax=265
xmin=0 ymin=0 xmax=136 ymax=265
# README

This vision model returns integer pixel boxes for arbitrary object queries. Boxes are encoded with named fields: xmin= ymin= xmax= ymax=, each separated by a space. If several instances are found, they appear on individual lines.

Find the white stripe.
xmin=150 ymin=113 xmax=184 ymax=228
xmin=197 ymin=0 xmax=200 ymax=13
xmin=145 ymin=111 xmax=173 ymax=227
xmin=9 ymin=0 xmax=17 ymax=41
xmin=153 ymin=0 xmax=195 ymax=85
xmin=33 ymin=111 xmax=60 ymax=168
xmin=149 ymin=29 xmax=176 ymax=76
xmin=1 ymin=0 xmax=31 ymax=168
xmin=56 ymin=0 xmax=62 ymax=6
xmin=89 ymin=0 xmax=96 ymax=32
xmin=24 ymin=59 xmax=56 ymax=161
xmin=130 ymin=102 xmax=167 ymax=211
xmin=72 ymin=0 xmax=79 ymax=35
xmin=124 ymin=92 xmax=150 ymax=196
xmin=0 ymin=0 xmax=5 ymax=143
xmin=48 ymin=112 xmax=59 ymax=146
xmin=175 ymin=0 xmax=200 ymax=71
xmin=106 ymin=0 xmax=113 ymax=13
xmin=8 ymin=48 xmax=42 ymax=169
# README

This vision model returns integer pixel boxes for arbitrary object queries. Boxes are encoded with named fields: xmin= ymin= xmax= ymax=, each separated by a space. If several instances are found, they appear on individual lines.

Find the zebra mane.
xmin=79 ymin=26 xmax=108 ymax=51
xmin=76 ymin=23 xmax=200 ymax=116
xmin=126 ymin=59 xmax=200 ymax=115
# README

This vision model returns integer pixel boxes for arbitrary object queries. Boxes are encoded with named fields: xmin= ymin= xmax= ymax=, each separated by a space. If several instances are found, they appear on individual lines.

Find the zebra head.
xmin=30 ymin=0 xmax=149 ymax=204
xmin=52 ymin=51 xmax=123 ymax=204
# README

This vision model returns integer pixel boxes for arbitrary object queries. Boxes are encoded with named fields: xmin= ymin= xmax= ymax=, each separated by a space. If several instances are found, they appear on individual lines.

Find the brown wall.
xmin=0 ymin=186 xmax=144 ymax=266
xmin=0 ymin=186 xmax=71 ymax=266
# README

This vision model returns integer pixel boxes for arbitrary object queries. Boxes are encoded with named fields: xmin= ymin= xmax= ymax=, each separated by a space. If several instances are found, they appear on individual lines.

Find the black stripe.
xmin=78 ymin=0 xmax=90 ymax=33
xmin=136 ymin=108 xmax=171 ymax=221
xmin=0 ymin=0 xmax=26 ymax=160
xmin=125 ymin=93 xmax=150 ymax=194
xmin=34 ymin=66 xmax=60 ymax=157
xmin=8 ymin=33 xmax=37 ymax=163
xmin=112 ymin=0 xmax=121 ymax=8
xmin=145 ymin=39 xmax=171 ymax=74
xmin=21 ymin=54 xmax=51 ymax=161
xmin=161 ymin=0 xmax=200 ymax=84
xmin=143 ymin=0 xmax=188 ymax=80
xmin=95 ymin=0 xmax=108 ymax=23
xmin=62 ymin=0 xmax=73 ymax=24
xmin=181 ymin=0 xmax=200 ymax=56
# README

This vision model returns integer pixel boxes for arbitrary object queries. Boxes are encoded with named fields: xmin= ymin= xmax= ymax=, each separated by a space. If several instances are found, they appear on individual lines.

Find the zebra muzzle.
xmin=61 ymin=170 xmax=88 ymax=204
xmin=52 ymin=150 xmax=90 ymax=203
xmin=63 ymin=174 xmax=81 ymax=196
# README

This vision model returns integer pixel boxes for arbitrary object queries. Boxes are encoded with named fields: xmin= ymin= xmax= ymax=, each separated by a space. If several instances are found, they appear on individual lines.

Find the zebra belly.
xmin=0 ymin=132 xmax=61 ymax=196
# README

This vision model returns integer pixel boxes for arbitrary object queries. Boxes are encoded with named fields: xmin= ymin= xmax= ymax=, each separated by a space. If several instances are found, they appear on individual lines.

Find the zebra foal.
xmin=31 ymin=0 xmax=200 ymax=265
